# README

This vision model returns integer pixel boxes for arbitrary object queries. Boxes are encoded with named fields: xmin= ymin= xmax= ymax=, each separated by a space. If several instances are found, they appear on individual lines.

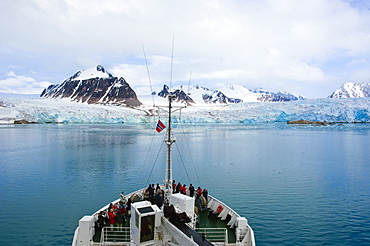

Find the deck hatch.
xmin=138 ymin=206 xmax=154 ymax=214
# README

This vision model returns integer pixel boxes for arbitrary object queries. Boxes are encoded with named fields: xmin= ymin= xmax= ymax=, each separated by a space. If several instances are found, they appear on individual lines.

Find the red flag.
xmin=156 ymin=120 xmax=166 ymax=132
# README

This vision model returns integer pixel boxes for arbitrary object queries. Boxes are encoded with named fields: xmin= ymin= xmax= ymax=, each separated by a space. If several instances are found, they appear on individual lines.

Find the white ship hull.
xmin=72 ymin=188 xmax=255 ymax=246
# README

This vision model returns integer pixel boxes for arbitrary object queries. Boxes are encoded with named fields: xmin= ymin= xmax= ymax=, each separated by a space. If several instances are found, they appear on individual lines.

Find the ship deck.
xmin=93 ymin=208 xmax=236 ymax=244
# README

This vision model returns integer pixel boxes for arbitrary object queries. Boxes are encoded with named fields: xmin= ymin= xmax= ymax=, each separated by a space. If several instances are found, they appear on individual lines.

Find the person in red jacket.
xmin=197 ymin=187 xmax=202 ymax=197
xmin=180 ymin=184 xmax=187 ymax=195
xmin=108 ymin=209 xmax=116 ymax=231
xmin=172 ymin=180 xmax=176 ymax=193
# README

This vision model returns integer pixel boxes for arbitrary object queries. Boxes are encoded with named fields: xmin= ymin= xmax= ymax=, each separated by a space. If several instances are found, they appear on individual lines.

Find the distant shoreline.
xmin=0 ymin=92 xmax=40 ymax=99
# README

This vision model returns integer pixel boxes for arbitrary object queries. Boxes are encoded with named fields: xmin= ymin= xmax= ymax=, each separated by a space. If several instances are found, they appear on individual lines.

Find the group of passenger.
xmin=95 ymin=182 xmax=209 ymax=232
xmin=95 ymin=192 xmax=132 ymax=232
xmin=172 ymin=180 xmax=208 ymax=201
xmin=144 ymin=183 xmax=164 ymax=208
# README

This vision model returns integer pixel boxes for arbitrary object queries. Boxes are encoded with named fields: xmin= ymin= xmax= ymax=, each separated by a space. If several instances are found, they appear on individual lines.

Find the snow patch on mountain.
xmin=217 ymin=84 xmax=258 ymax=102
xmin=187 ymin=85 xmax=237 ymax=104
xmin=65 ymin=65 xmax=113 ymax=82
xmin=329 ymin=81 xmax=370 ymax=98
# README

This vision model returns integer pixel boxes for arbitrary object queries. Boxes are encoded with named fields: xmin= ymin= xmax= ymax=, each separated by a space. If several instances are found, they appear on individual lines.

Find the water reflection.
xmin=1 ymin=123 xmax=370 ymax=245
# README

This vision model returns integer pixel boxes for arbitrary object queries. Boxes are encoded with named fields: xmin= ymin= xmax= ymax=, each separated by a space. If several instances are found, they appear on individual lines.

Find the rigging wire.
xmin=142 ymin=44 xmax=155 ymax=107
xmin=141 ymin=43 xmax=163 ymax=187
xmin=142 ymin=38 xmax=200 ymax=189
xmin=179 ymin=122 xmax=201 ymax=186
xmin=174 ymin=139 xmax=192 ymax=185
xmin=139 ymin=128 xmax=158 ymax=182
xmin=145 ymin=133 xmax=167 ymax=187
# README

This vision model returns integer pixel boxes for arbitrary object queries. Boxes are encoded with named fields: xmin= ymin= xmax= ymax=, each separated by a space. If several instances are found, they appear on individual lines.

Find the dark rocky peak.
xmin=157 ymin=85 xmax=195 ymax=105
xmin=96 ymin=65 xmax=113 ymax=77
xmin=158 ymin=85 xmax=170 ymax=98
xmin=40 ymin=66 xmax=141 ymax=107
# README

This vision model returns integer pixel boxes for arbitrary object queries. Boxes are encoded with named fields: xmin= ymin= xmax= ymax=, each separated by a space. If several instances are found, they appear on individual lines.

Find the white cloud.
xmin=193 ymin=69 xmax=247 ymax=80
xmin=1 ymin=0 xmax=370 ymax=98
xmin=0 ymin=72 xmax=52 ymax=94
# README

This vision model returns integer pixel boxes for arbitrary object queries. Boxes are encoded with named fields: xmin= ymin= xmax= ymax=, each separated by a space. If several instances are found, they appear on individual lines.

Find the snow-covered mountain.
xmin=251 ymin=88 xmax=306 ymax=102
xmin=216 ymin=84 xmax=257 ymax=102
xmin=157 ymin=85 xmax=196 ymax=105
xmin=329 ymin=81 xmax=370 ymax=98
xmin=40 ymin=65 xmax=142 ymax=107
xmin=38 ymin=64 xmax=305 ymax=107
xmin=152 ymin=83 xmax=305 ymax=105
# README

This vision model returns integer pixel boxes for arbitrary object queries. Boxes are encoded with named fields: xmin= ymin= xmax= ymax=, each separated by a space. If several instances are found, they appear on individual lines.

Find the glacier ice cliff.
xmin=0 ymin=97 xmax=369 ymax=124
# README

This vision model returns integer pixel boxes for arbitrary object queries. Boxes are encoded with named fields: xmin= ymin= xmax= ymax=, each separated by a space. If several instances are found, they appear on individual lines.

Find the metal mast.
xmin=164 ymin=94 xmax=175 ymax=203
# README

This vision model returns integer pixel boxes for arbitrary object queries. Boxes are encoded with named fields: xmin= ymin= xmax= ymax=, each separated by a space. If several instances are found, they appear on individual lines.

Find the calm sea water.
xmin=1 ymin=123 xmax=370 ymax=246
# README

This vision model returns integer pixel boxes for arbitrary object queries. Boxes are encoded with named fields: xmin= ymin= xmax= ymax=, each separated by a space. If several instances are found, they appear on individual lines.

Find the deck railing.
xmin=196 ymin=228 xmax=228 ymax=245
xmin=100 ymin=227 xmax=131 ymax=245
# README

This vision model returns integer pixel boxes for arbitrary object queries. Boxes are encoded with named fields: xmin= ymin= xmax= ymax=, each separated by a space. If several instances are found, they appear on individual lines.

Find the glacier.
xmin=1 ymin=97 xmax=370 ymax=124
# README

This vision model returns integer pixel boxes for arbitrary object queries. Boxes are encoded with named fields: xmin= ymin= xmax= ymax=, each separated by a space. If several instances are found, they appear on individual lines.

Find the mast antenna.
xmin=142 ymin=44 xmax=155 ymax=107
xmin=169 ymin=35 xmax=175 ymax=92
xmin=187 ymin=71 xmax=192 ymax=95
xmin=164 ymin=94 xmax=176 ymax=204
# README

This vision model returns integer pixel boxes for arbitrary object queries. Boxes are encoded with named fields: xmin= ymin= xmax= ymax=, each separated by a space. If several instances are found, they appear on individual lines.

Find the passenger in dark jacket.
xmin=116 ymin=211 xmax=125 ymax=231
xmin=189 ymin=184 xmax=195 ymax=197
xmin=202 ymin=189 xmax=208 ymax=201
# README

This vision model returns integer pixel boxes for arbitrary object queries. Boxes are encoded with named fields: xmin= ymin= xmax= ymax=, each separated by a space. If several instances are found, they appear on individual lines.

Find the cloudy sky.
xmin=1 ymin=0 xmax=370 ymax=98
